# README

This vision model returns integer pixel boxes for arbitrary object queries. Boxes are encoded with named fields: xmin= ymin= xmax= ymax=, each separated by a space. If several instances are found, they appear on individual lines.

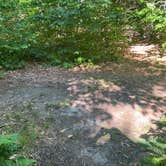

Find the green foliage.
xmin=2 ymin=157 xmax=36 ymax=166
xmin=142 ymin=156 xmax=166 ymax=166
xmin=141 ymin=116 xmax=166 ymax=166
xmin=0 ymin=0 xmax=126 ymax=69
xmin=0 ymin=134 xmax=36 ymax=166
xmin=30 ymin=0 xmax=126 ymax=63
xmin=1 ymin=0 xmax=165 ymax=69
xmin=132 ymin=0 xmax=166 ymax=52
xmin=0 ymin=0 xmax=34 ymax=69
xmin=19 ymin=124 xmax=37 ymax=147
xmin=0 ymin=71 xmax=4 ymax=79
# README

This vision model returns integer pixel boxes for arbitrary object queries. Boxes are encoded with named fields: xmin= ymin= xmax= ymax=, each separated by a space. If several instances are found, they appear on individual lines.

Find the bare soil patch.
xmin=0 ymin=60 xmax=165 ymax=166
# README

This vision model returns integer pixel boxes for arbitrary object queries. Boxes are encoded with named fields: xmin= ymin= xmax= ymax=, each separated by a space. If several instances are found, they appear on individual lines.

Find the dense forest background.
xmin=0 ymin=0 xmax=166 ymax=69
xmin=0 ymin=1 xmax=166 ymax=166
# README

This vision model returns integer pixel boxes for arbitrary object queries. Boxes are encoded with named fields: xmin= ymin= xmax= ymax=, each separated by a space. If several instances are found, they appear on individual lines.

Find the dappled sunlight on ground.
xmin=153 ymin=82 xmax=166 ymax=98
xmin=130 ymin=44 xmax=159 ymax=55
xmin=94 ymin=103 xmax=159 ymax=141
xmin=0 ymin=59 xmax=165 ymax=165
xmin=67 ymin=71 xmax=166 ymax=142
xmin=127 ymin=43 xmax=166 ymax=65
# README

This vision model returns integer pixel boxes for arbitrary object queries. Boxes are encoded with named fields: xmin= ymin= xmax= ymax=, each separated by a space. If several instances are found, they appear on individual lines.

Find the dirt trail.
xmin=0 ymin=59 xmax=166 ymax=165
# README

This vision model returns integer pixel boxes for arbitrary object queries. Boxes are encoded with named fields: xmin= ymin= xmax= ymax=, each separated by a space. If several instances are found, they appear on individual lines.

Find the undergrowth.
xmin=0 ymin=133 xmax=36 ymax=166
xmin=141 ymin=116 xmax=166 ymax=166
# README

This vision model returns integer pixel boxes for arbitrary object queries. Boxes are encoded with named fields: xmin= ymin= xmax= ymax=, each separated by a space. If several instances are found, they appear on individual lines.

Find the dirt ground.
xmin=0 ymin=46 xmax=166 ymax=166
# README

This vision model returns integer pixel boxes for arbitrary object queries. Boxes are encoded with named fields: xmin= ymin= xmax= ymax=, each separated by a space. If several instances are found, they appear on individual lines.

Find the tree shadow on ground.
xmin=67 ymin=59 xmax=166 ymax=140
xmin=0 ymin=58 xmax=165 ymax=166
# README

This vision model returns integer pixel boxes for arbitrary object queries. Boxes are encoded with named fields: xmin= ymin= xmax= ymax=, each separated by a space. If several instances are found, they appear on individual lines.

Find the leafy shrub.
xmin=141 ymin=116 xmax=166 ymax=166
xmin=0 ymin=0 xmax=127 ymax=69
xmin=3 ymin=0 xmax=166 ymax=69
xmin=0 ymin=0 xmax=36 ymax=69
xmin=0 ymin=134 xmax=36 ymax=166
xmin=132 ymin=0 xmax=166 ymax=52
xmin=32 ymin=0 xmax=125 ymax=62
xmin=142 ymin=156 xmax=166 ymax=166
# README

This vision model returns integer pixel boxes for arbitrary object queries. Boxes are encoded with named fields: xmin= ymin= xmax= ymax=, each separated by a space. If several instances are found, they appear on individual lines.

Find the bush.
xmin=132 ymin=0 xmax=166 ymax=52
xmin=31 ymin=0 xmax=126 ymax=62
xmin=141 ymin=116 xmax=166 ymax=166
xmin=3 ymin=0 xmax=166 ymax=69
xmin=0 ymin=133 xmax=36 ymax=166
xmin=0 ymin=0 xmax=126 ymax=69
xmin=0 ymin=0 xmax=36 ymax=69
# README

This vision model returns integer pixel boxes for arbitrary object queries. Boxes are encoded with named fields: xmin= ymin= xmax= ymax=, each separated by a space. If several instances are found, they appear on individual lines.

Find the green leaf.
xmin=2 ymin=158 xmax=36 ymax=166
xmin=0 ymin=134 xmax=18 ymax=146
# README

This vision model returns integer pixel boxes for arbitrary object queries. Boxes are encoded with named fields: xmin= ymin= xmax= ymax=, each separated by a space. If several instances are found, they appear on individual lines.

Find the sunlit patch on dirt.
xmin=0 ymin=61 xmax=165 ymax=165
xmin=153 ymin=82 xmax=166 ymax=98
xmin=93 ymin=103 xmax=161 ymax=141
xmin=127 ymin=44 xmax=166 ymax=65
xmin=66 ymin=75 xmax=165 ymax=143
xmin=130 ymin=44 xmax=159 ymax=56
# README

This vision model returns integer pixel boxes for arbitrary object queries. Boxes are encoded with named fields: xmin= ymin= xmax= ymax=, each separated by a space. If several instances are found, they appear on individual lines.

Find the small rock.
xmin=68 ymin=135 xmax=73 ymax=138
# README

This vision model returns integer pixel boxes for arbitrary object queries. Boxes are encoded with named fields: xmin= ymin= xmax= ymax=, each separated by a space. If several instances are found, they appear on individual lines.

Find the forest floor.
xmin=0 ymin=44 xmax=166 ymax=166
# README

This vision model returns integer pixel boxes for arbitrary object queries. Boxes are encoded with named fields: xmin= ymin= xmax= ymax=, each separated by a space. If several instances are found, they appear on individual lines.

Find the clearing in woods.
xmin=0 ymin=45 xmax=166 ymax=166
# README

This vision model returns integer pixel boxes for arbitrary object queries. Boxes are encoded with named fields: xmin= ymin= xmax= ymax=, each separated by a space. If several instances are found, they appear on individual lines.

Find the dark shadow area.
xmin=67 ymin=59 xmax=166 ymax=139
xmin=34 ymin=127 xmax=149 ymax=166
